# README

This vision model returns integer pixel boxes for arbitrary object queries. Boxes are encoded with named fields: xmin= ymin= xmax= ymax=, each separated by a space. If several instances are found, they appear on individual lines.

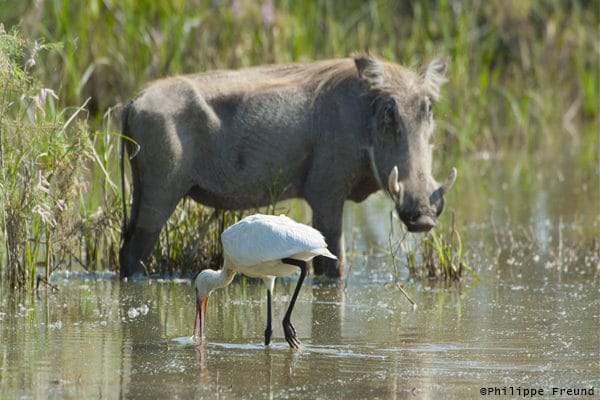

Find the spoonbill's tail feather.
xmin=313 ymin=247 xmax=337 ymax=260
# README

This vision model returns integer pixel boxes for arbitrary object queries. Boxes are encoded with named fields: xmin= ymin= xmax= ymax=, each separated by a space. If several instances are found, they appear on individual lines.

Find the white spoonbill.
xmin=193 ymin=213 xmax=336 ymax=348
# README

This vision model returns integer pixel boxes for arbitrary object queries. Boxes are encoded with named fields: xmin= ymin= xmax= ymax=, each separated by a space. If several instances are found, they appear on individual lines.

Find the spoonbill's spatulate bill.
xmin=193 ymin=214 xmax=337 ymax=348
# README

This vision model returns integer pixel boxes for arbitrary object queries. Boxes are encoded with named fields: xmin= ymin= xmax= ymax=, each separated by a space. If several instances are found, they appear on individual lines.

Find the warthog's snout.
xmin=404 ymin=214 xmax=438 ymax=232
xmin=388 ymin=167 xmax=457 ymax=232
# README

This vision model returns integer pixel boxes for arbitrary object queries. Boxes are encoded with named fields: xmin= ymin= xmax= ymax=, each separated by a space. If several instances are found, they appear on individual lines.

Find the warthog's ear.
xmin=421 ymin=58 xmax=449 ymax=101
xmin=355 ymin=56 xmax=385 ymax=89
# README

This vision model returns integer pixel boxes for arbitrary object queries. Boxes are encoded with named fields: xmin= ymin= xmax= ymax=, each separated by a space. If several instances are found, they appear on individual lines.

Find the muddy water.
xmin=1 ymin=151 xmax=598 ymax=399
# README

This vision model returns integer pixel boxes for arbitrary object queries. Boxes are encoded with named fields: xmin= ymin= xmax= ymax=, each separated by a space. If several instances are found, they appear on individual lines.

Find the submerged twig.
xmin=36 ymin=275 xmax=59 ymax=292
xmin=342 ymin=256 xmax=353 ymax=294
xmin=388 ymin=210 xmax=417 ymax=308
xmin=394 ymin=282 xmax=416 ymax=309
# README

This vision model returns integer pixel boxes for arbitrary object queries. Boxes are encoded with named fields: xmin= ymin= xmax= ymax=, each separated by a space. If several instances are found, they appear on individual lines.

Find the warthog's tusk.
xmin=440 ymin=167 xmax=457 ymax=194
xmin=387 ymin=166 xmax=404 ymax=203
xmin=388 ymin=166 xmax=400 ymax=194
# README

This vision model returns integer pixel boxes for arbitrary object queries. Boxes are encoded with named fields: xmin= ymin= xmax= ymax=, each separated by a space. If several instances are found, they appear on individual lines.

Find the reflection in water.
xmin=0 ymin=151 xmax=598 ymax=399
xmin=193 ymin=343 xmax=208 ymax=385
xmin=310 ymin=285 xmax=344 ymax=345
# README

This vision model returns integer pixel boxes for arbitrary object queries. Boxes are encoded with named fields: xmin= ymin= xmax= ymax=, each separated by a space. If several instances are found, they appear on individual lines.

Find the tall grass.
xmin=0 ymin=26 xmax=118 ymax=289
xmin=6 ymin=0 xmax=594 ymax=147
xmin=0 ymin=1 xmax=597 ymax=287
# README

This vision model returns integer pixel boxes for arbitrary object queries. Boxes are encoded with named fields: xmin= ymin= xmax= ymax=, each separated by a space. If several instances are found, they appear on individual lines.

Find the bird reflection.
xmin=193 ymin=342 xmax=209 ymax=384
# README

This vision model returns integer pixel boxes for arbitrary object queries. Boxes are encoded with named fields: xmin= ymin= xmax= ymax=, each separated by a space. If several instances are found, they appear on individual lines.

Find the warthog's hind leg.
xmin=120 ymin=187 xmax=182 ymax=279
xmin=119 ymin=227 xmax=162 ymax=279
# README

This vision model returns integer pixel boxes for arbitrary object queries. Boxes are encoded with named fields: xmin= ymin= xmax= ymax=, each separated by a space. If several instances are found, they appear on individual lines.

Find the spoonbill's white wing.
xmin=221 ymin=214 xmax=336 ymax=269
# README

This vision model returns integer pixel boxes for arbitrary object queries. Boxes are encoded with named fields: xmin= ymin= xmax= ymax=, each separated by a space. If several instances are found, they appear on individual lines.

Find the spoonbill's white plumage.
xmin=193 ymin=214 xmax=336 ymax=348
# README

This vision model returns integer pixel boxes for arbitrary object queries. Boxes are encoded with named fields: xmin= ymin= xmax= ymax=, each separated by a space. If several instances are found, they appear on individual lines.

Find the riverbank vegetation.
xmin=1 ymin=1 xmax=597 ymax=289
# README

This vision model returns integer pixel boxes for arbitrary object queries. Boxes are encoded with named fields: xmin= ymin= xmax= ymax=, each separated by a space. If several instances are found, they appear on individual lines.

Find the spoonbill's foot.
xmin=282 ymin=318 xmax=300 ymax=348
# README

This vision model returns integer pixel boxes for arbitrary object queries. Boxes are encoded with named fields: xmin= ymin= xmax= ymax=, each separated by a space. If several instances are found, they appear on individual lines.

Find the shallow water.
xmin=0 ymin=266 xmax=597 ymax=399
xmin=1 ymin=150 xmax=598 ymax=399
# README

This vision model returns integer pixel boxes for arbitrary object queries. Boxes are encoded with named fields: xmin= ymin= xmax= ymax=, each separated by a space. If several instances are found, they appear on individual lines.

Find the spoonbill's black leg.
xmin=281 ymin=258 xmax=307 ymax=349
xmin=265 ymin=288 xmax=273 ymax=346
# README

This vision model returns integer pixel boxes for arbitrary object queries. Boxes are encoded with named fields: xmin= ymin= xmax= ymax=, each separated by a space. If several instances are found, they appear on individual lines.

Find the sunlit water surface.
xmin=1 ymin=151 xmax=598 ymax=399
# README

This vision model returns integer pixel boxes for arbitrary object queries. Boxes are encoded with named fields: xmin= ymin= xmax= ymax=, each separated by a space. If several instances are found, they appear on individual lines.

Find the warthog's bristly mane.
xmin=151 ymin=56 xmax=446 ymax=107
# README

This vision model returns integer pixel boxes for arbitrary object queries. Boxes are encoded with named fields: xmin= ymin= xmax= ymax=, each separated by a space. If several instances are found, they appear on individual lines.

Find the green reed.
xmin=5 ymin=0 xmax=592 ymax=149
xmin=389 ymin=210 xmax=479 ymax=282
xmin=0 ymin=27 xmax=112 ymax=289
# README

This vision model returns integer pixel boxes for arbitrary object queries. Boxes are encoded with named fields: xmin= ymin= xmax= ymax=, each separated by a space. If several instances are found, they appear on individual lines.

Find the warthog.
xmin=119 ymin=55 xmax=456 ymax=279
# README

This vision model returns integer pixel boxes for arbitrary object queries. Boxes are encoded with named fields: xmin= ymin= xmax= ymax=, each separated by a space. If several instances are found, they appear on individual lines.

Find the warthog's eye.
xmin=421 ymin=96 xmax=433 ymax=119
xmin=376 ymin=96 xmax=406 ymax=138
xmin=378 ymin=97 xmax=403 ymax=133
xmin=383 ymin=98 xmax=397 ymax=125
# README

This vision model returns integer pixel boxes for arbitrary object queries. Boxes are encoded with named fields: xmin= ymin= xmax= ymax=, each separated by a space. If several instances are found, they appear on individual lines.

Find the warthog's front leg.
xmin=311 ymin=204 xmax=345 ymax=279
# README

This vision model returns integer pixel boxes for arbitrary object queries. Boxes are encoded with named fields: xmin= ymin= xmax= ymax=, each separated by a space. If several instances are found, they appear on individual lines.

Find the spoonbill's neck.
xmin=197 ymin=261 xmax=237 ymax=296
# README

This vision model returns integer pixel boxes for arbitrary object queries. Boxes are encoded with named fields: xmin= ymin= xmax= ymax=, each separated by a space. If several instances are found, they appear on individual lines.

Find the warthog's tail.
xmin=120 ymin=103 xmax=130 ymax=244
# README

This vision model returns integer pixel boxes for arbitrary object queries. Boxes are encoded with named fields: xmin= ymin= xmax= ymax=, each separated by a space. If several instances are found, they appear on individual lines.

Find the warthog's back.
xmin=124 ymin=58 xmax=367 ymax=210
